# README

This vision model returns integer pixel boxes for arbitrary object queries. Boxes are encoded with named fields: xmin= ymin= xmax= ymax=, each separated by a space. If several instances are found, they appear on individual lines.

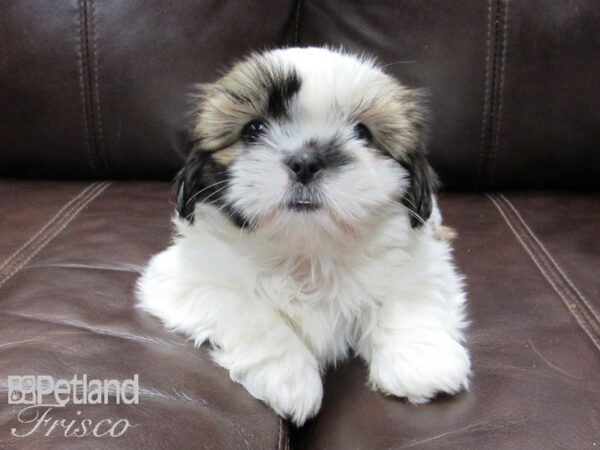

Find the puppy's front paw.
xmin=368 ymin=334 xmax=470 ymax=404
xmin=218 ymin=351 xmax=323 ymax=426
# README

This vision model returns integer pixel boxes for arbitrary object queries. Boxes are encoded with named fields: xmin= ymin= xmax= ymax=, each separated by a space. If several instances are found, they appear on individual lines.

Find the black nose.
xmin=286 ymin=152 xmax=323 ymax=184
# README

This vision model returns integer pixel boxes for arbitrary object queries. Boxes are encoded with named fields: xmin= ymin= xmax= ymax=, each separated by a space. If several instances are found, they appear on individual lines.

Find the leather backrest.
xmin=0 ymin=0 xmax=297 ymax=180
xmin=1 ymin=0 xmax=598 ymax=189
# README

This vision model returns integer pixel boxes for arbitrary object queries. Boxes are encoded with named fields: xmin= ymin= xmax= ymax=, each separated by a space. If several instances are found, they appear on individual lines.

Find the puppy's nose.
xmin=286 ymin=152 xmax=323 ymax=184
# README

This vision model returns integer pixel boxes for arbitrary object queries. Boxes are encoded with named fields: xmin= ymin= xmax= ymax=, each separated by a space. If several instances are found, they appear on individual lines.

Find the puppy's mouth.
xmin=288 ymin=199 xmax=320 ymax=211
xmin=286 ymin=186 xmax=322 ymax=212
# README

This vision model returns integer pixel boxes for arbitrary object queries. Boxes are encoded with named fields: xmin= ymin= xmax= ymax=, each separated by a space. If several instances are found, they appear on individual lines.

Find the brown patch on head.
xmin=347 ymin=69 xmax=435 ymax=228
xmin=191 ymin=53 xmax=301 ymax=162
xmin=352 ymin=74 xmax=428 ymax=161
xmin=211 ymin=144 xmax=242 ymax=166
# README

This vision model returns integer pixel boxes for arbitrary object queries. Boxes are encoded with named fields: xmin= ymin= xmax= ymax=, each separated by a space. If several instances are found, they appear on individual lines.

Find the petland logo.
xmin=8 ymin=374 xmax=139 ymax=438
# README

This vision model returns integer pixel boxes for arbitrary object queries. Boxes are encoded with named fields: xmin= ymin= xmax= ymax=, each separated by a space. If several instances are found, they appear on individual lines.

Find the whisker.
xmin=380 ymin=60 xmax=418 ymax=69
xmin=389 ymin=200 xmax=427 ymax=226
xmin=192 ymin=186 xmax=227 ymax=207
xmin=185 ymin=179 xmax=230 ymax=205
xmin=401 ymin=196 xmax=417 ymax=209
xmin=238 ymin=214 xmax=251 ymax=241
xmin=183 ymin=190 xmax=229 ymax=222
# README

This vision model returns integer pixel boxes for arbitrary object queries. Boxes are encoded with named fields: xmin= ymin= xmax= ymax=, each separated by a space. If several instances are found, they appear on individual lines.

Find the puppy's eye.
xmin=354 ymin=123 xmax=373 ymax=143
xmin=241 ymin=119 xmax=267 ymax=142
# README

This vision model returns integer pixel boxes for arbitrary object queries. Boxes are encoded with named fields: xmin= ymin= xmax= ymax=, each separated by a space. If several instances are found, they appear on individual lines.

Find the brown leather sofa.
xmin=1 ymin=1 xmax=598 ymax=448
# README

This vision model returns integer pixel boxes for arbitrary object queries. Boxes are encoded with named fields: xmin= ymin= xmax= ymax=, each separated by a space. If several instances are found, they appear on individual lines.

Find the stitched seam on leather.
xmin=477 ymin=0 xmax=494 ymax=189
xmin=487 ymin=0 xmax=509 ymax=186
xmin=490 ymin=194 xmax=600 ymax=350
xmin=492 ymin=194 xmax=600 ymax=344
xmin=0 ymin=183 xmax=98 ymax=275
xmin=507 ymin=208 xmax=600 ymax=342
xmin=0 ymin=182 xmax=109 ymax=289
xmin=90 ymin=0 xmax=110 ymax=177
xmin=79 ymin=0 xmax=107 ymax=177
xmin=76 ymin=0 xmax=96 ymax=176
xmin=488 ymin=194 xmax=600 ymax=352
xmin=512 ymin=213 xmax=600 ymax=337
xmin=0 ymin=182 xmax=111 ymax=290
xmin=483 ymin=1 xmax=503 ymax=187
xmin=499 ymin=194 xmax=600 ymax=325
xmin=293 ymin=0 xmax=302 ymax=45
xmin=495 ymin=195 xmax=600 ymax=337
xmin=278 ymin=418 xmax=290 ymax=450
xmin=277 ymin=418 xmax=283 ymax=450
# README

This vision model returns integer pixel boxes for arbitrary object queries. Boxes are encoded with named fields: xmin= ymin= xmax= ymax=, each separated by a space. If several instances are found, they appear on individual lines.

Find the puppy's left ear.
xmin=389 ymin=87 xmax=438 ymax=228
xmin=400 ymin=149 xmax=439 ymax=228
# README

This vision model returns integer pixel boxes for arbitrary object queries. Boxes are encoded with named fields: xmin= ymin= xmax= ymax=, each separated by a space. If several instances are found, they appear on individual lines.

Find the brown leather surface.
xmin=0 ymin=181 xmax=88 ymax=265
xmin=488 ymin=0 xmax=600 ymax=189
xmin=296 ymin=193 xmax=600 ymax=449
xmin=2 ymin=1 xmax=599 ymax=189
xmin=1 ymin=182 xmax=598 ymax=448
xmin=493 ymin=193 xmax=600 ymax=349
xmin=0 ymin=1 xmax=96 ymax=179
xmin=0 ymin=181 xmax=287 ymax=449
xmin=502 ymin=193 xmax=599 ymax=310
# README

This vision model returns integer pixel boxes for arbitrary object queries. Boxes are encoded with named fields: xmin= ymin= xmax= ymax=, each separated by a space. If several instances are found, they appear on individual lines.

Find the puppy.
xmin=137 ymin=47 xmax=470 ymax=426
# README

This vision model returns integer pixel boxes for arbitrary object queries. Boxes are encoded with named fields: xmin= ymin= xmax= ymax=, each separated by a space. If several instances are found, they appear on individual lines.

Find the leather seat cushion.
xmin=0 ymin=181 xmax=598 ymax=448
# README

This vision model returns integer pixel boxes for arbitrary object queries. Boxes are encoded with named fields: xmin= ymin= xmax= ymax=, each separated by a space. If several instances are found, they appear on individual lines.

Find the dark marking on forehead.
xmin=303 ymin=137 xmax=353 ymax=171
xmin=267 ymin=69 xmax=301 ymax=119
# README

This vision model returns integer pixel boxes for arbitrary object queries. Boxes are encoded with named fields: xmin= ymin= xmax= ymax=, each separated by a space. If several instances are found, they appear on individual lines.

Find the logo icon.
xmin=8 ymin=376 xmax=37 ymax=405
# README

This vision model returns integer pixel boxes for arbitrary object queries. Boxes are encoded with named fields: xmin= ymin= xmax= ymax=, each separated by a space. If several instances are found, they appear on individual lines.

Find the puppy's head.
xmin=176 ymin=47 xmax=437 ymax=239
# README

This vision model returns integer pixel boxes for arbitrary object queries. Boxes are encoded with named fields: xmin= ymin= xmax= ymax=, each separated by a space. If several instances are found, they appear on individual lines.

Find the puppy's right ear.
xmin=174 ymin=84 xmax=223 ymax=223
xmin=174 ymin=151 xmax=203 ymax=223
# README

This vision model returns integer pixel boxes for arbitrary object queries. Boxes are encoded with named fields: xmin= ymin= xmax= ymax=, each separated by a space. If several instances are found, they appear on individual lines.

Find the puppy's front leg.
xmin=137 ymin=248 xmax=322 ymax=425
xmin=211 ymin=303 xmax=323 ymax=426
xmin=359 ymin=285 xmax=470 ymax=404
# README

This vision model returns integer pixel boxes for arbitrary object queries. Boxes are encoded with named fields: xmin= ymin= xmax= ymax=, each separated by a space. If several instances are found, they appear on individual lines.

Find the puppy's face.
xmin=177 ymin=48 xmax=436 ymax=238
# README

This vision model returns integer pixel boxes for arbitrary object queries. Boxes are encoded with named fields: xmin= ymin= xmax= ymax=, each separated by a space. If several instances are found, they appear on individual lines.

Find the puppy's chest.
xmin=260 ymin=257 xmax=376 ymax=305
xmin=256 ymin=257 xmax=385 ymax=345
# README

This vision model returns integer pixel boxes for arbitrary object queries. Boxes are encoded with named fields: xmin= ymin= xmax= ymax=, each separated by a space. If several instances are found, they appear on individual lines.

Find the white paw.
xmin=368 ymin=334 xmax=471 ymax=404
xmin=216 ymin=351 xmax=323 ymax=426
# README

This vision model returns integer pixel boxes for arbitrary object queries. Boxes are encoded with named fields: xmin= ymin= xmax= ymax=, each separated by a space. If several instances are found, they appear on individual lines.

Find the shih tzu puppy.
xmin=137 ymin=47 xmax=470 ymax=425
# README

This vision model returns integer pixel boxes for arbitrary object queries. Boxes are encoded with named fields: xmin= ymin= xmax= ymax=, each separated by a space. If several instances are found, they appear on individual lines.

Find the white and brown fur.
xmin=137 ymin=47 xmax=470 ymax=425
